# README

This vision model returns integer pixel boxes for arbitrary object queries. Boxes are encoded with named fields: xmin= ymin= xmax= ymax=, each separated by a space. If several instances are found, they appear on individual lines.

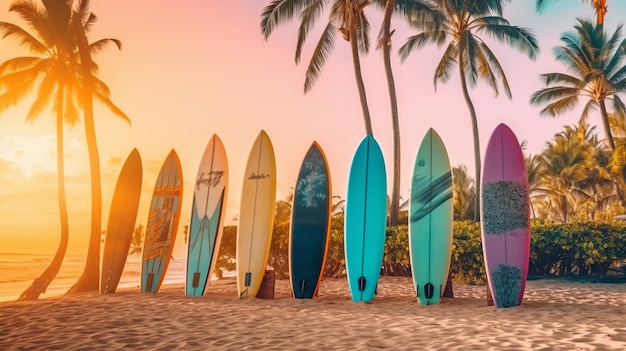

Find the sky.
xmin=2 ymin=1 xmax=626 ymax=256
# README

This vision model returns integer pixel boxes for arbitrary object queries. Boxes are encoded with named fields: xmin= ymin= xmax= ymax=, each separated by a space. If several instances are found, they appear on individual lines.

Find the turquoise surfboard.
xmin=141 ymin=150 xmax=183 ymax=293
xmin=186 ymin=134 xmax=229 ymax=296
xmin=344 ymin=135 xmax=387 ymax=302
xmin=409 ymin=128 xmax=453 ymax=305
xmin=289 ymin=141 xmax=331 ymax=299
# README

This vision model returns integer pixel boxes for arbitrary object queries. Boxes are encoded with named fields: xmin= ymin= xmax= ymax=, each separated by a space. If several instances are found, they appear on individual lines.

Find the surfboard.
xmin=344 ymin=135 xmax=387 ymax=302
xmin=236 ymin=130 xmax=276 ymax=298
xmin=141 ymin=150 xmax=183 ymax=293
xmin=289 ymin=141 xmax=331 ymax=299
xmin=481 ymin=123 xmax=530 ymax=308
xmin=100 ymin=148 xmax=142 ymax=294
xmin=409 ymin=128 xmax=453 ymax=305
xmin=186 ymin=134 xmax=229 ymax=296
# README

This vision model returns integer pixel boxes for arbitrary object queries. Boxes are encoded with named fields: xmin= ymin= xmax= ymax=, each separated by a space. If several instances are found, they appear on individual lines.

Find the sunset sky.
xmin=2 ymin=1 xmax=626 ymax=256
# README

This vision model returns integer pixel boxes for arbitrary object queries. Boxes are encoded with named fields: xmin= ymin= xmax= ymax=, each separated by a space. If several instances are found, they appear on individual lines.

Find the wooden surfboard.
xmin=141 ymin=150 xmax=183 ymax=293
xmin=186 ymin=134 xmax=229 ymax=296
xmin=481 ymin=123 xmax=530 ymax=308
xmin=289 ymin=141 xmax=331 ymax=299
xmin=236 ymin=130 xmax=276 ymax=298
xmin=409 ymin=128 xmax=453 ymax=305
xmin=100 ymin=148 xmax=142 ymax=294
xmin=344 ymin=135 xmax=387 ymax=302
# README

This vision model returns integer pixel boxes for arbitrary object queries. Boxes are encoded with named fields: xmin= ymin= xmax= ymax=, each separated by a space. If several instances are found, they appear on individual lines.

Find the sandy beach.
xmin=1 ymin=276 xmax=625 ymax=350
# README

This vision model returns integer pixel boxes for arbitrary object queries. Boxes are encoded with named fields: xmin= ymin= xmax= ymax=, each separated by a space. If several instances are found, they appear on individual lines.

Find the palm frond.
xmin=261 ymin=0 xmax=314 ymax=39
xmin=477 ymin=40 xmax=511 ymax=98
xmin=0 ymin=22 xmax=48 ymax=55
xmin=304 ymin=22 xmax=336 ymax=93
xmin=356 ymin=9 xmax=370 ymax=54
xmin=542 ymin=72 xmax=584 ymax=87
xmin=398 ymin=30 xmax=446 ymax=61
xmin=580 ymin=98 xmax=598 ymax=122
xmin=433 ymin=41 xmax=458 ymax=89
xmin=531 ymin=85 xmax=580 ymax=106
xmin=295 ymin=0 xmax=324 ymax=64
xmin=540 ymin=95 xmax=582 ymax=117
xmin=476 ymin=18 xmax=539 ymax=60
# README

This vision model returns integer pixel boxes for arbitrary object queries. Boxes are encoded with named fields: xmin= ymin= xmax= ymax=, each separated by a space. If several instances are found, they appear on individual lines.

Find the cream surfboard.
xmin=141 ymin=150 xmax=183 ymax=293
xmin=481 ymin=123 xmax=530 ymax=308
xmin=236 ymin=130 xmax=276 ymax=298
xmin=186 ymin=135 xmax=229 ymax=296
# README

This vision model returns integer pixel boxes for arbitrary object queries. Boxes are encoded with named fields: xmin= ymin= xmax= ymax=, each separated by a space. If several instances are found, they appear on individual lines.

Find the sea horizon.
xmin=0 ymin=252 xmax=188 ymax=302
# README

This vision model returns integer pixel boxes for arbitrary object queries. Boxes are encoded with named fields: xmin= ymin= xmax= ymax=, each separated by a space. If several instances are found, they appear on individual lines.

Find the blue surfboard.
xmin=344 ymin=135 xmax=387 ymax=302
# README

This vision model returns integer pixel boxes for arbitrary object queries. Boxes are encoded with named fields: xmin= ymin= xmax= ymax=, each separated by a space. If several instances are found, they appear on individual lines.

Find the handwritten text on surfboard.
xmin=196 ymin=171 xmax=224 ymax=189
xmin=248 ymin=172 xmax=271 ymax=180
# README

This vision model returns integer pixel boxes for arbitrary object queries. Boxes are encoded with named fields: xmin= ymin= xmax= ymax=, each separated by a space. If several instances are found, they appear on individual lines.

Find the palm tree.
xmin=128 ymin=225 xmax=144 ymax=256
xmin=530 ymin=19 xmax=626 ymax=152
xmin=0 ymin=0 xmax=82 ymax=301
xmin=260 ymin=0 xmax=373 ymax=135
xmin=373 ymin=0 xmax=439 ymax=226
xmin=533 ymin=124 xmax=596 ymax=222
xmin=451 ymin=165 xmax=475 ymax=221
xmin=536 ymin=0 xmax=608 ymax=29
xmin=0 ymin=0 xmax=128 ymax=298
xmin=67 ymin=1 xmax=129 ymax=294
xmin=399 ymin=0 xmax=539 ymax=221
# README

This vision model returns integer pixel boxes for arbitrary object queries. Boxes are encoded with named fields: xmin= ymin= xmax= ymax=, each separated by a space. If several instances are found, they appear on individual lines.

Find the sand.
xmin=1 ymin=277 xmax=625 ymax=350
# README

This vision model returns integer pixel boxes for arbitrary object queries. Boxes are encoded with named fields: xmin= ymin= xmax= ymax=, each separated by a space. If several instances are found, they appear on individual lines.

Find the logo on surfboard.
xmin=248 ymin=172 xmax=271 ymax=180
xmin=196 ymin=171 xmax=224 ymax=189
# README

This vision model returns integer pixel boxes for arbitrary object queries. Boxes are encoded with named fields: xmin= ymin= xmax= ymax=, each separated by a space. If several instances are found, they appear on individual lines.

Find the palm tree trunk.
xmin=381 ymin=0 xmax=400 ymax=226
xmin=348 ymin=3 xmax=373 ymax=136
xmin=594 ymin=0 xmax=607 ymax=29
xmin=599 ymin=99 xmax=616 ymax=150
xmin=458 ymin=58 xmax=482 ymax=222
xmin=18 ymin=88 xmax=69 ymax=301
xmin=67 ymin=14 xmax=101 ymax=294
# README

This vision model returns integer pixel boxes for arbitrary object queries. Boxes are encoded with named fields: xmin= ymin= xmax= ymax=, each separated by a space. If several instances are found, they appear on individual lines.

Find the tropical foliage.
xmin=530 ymin=19 xmax=626 ymax=151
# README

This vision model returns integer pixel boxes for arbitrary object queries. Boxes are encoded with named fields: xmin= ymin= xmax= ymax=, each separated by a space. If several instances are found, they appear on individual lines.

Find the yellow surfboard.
xmin=236 ymin=130 xmax=276 ymax=298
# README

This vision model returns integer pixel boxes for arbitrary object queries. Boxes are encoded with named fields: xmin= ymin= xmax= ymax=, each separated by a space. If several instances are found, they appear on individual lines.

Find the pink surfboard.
xmin=480 ymin=123 xmax=530 ymax=308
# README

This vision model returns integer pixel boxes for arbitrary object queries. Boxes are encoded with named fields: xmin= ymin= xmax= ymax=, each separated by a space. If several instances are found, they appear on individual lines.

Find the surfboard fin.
xmin=245 ymin=272 xmax=252 ymax=287
xmin=424 ymin=282 xmax=434 ymax=299
xmin=358 ymin=276 xmax=366 ymax=291
xmin=192 ymin=272 xmax=201 ymax=288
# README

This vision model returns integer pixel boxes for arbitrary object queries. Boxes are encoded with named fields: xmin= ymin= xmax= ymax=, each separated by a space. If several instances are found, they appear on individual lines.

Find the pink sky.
xmin=1 ymin=1 xmax=625 ymax=256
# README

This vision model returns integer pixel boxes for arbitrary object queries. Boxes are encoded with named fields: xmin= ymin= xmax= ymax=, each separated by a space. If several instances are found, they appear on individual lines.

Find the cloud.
xmin=0 ymin=135 xmax=86 ymax=179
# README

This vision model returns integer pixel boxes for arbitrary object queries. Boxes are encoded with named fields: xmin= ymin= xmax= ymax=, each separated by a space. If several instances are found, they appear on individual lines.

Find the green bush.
xmin=215 ymin=217 xmax=626 ymax=283
xmin=451 ymin=220 xmax=486 ymax=284
xmin=530 ymin=220 xmax=626 ymax=276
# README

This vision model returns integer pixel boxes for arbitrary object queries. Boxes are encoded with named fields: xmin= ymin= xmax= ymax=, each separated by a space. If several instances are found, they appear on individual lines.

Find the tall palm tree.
xmin=68 ymin=1 xmax=129 ymax=294
xmin=261 ymin=0 xmax=373 ymax=135
xmin=373 ymin=0 xmax=439 ymax=226
xmin=530 ymin=19 xmax=626 ymax=152
xmin=0 ymin=0 xmax=81 ymax=301
xmin=399 ymin=0 xmax=539 ymax=221
xmin=536 ymin=0 xmax=608 ymax=30
xmin=0 ymin=0 xmax=128 ymax=298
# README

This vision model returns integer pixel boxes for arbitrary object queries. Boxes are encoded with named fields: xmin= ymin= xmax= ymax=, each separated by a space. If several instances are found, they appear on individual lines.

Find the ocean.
xmin=0 ymin=253 xmax=187 ymax=302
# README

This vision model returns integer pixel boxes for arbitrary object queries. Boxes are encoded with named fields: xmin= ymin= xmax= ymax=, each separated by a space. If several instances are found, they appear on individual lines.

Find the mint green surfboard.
xmin=344 ymin=135 xmax=387 ymax=302
xmin=409 ymin=128 xmax=453 ymax=305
